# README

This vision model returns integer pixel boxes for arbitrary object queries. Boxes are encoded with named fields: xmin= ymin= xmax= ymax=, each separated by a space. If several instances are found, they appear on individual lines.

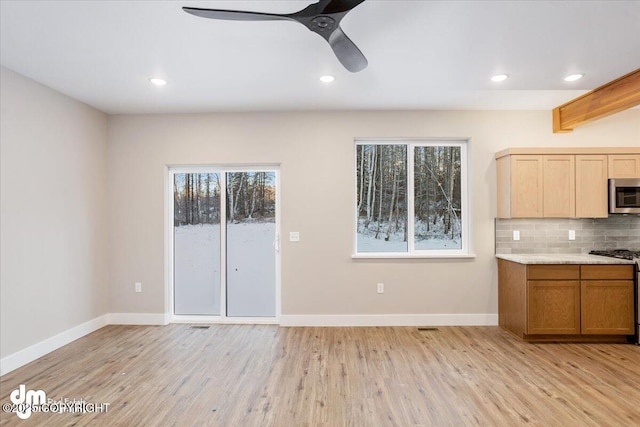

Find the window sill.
xmin=351 ymin=253 xmax=477 ymax=260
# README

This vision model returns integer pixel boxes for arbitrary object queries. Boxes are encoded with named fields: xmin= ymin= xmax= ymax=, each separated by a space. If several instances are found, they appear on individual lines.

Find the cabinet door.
xmin=575 ymin=155 xmax=608 ymax=218
xmin=510 ymin=155 xmax=543 ymax=217
xmin=581 ymin=280 xmax=634 ymax=335
xmin=527 ymin=280 xmax=580 ymax=334
xmin=608 ymin=155 xmax=640 ymax=178
xmin=543 ymin=155 xmax=575 ymax=217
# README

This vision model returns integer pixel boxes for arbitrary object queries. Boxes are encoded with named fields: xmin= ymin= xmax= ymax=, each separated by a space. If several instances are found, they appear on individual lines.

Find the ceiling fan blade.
xmin=184 ymin=1 xmax=369 ymax=73
xmin=328 ymin=26 xmax=368 ymax=72
xmin=183 ymin=7 xmax=294 ymax=22
xmin=320 ymin=0 xmax=367 ymax=15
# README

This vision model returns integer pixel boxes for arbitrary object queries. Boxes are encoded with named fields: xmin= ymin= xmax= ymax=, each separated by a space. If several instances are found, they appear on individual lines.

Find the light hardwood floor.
xmin=1 ymin=325 xmax=639 ymax=426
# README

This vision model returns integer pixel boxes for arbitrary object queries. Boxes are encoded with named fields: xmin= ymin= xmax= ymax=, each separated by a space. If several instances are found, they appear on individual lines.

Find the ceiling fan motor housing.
xmin=310 ymin=16 xmax=337 ymax=34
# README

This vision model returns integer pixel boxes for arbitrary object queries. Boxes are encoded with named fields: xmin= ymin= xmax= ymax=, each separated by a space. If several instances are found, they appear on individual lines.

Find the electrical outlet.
xmin=513 ymin=230 xmax=520 ymax=241
xmin=377 ymin=283 xmax=384 ymax=294
xmin=568 ymin=230 xmax=576 ymax=241
xmin=289 ymin=232 xmax=300 ymax=242
xmin=135 ymin=282 xmax=142 ymax=293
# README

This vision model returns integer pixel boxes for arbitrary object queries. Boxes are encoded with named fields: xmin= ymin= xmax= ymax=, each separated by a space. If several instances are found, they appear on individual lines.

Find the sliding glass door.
xmin=171 ymin=168 xmax=278 ymax=319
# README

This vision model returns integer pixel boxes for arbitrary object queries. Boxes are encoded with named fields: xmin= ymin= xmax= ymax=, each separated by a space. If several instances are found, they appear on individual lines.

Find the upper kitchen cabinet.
xmin=608 ymin=154 xmax=640 ymax=178
xmin=497 ymin=153 xmax=577 ymax=218
xmin=575 ymin=155 xmax=608 ymax=218
xmin=497 ymin=155 xmax=543 ymax=218
xmin=542 ymin=155 xmax=575 ymax=217
xmin=496 ymin=148 xmax=640 ymax=218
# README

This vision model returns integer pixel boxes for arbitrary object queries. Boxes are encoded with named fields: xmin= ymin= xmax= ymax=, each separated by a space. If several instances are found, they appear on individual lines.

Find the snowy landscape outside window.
xmin=355 ymin=140 xmax=470 ymax=257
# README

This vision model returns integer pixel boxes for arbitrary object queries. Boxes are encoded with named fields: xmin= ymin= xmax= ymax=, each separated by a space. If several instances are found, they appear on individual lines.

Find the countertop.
xmin=495 ymin=253 xmax=636 ymax=265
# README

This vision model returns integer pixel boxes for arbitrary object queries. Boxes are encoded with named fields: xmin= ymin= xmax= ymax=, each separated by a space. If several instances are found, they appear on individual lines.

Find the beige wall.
xmin=107 ymin=109 xmax=640 ymax=317
xmin=0 ymin=67 xmax=109 ymax=358
xmin=2 ymin=64 xmax=636 ymax=367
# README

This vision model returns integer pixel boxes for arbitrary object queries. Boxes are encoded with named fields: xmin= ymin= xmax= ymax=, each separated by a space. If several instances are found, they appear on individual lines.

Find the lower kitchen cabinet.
xmin=526 ymin=264 xmax=581 ymax=334
xmin=580 ymin=265 xmax=635 ymax=335
xmin=527 ymin=279 xmax=580 ymax=335
xmin=498 ymin=260 xmax=635 ymax=342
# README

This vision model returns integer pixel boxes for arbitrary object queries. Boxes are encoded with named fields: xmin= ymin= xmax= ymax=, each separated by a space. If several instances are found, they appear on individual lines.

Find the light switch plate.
xmin=289 ymin=232 xmax=300 ymax=242
xmin=513 ymin=230 xmax=520 ymax=241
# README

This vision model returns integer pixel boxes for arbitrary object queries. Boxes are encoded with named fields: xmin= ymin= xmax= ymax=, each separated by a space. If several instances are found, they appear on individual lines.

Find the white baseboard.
xmin=108 ymin=312 xmax=170 ymax=325
xmin=0 ymin=314 xmax=109 ymax=376
xmin=279 ymin=314 xmax=498 ymax=327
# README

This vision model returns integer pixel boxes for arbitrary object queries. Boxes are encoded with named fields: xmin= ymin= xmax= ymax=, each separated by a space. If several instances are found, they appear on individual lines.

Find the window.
xmin=355 ymin=139 xmax=471 ymax=257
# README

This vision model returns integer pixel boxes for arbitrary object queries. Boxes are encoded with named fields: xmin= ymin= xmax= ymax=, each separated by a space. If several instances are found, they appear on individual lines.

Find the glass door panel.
xmin=225 ymin=172 xmax=277 ymax=317
xmin=173 ymin=173 xmax=221 ymax=315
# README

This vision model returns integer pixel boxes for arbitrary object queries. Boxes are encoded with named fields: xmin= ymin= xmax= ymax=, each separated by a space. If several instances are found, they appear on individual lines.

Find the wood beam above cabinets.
xmin=552 ymin=68 xmax=640 ymax=133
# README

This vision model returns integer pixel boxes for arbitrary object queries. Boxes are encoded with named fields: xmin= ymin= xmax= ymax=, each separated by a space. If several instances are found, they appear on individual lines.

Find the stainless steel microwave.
xmin=609 ymin=178 xmax=640 ymax=214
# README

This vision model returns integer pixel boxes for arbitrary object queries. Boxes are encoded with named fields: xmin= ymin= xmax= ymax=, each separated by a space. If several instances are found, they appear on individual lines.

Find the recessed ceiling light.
xmin=490 ymin=74 xmax=509 ymax=82
xmin=320 ymin=75 xmax=335 ymax=83
xmin=149 ymin=77 xmax=167 ymax=86
xmin=564 ymin=73 xmax=584 ymax=82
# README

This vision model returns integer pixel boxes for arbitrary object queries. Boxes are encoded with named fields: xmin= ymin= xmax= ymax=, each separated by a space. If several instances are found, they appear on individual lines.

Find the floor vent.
xmin=190 ymin=325 xmax=211 ymax=329
xmin=417 ymin=327 xmax=439 ymax=332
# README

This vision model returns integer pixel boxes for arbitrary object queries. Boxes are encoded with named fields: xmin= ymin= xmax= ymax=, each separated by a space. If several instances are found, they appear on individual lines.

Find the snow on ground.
xmin=174 ymin=221 xmax=275 ymax=316
xmin=174 ymin=224 xmax=221 ymax=315
xmin=226 ymin=221 xmax=275 ymax=317
xmin=357 ymin=218 xmax=461 ymax=252
xmin=357 ymin=234 xmax=408 ymax=252
xmin=357 ymin=234 xmax=460 ymax=252
xmin=414 ymin=238 xmax=461 ymax=250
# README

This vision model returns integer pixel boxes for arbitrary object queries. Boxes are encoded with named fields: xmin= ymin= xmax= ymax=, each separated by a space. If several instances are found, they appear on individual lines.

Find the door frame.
xmin=164 ymin=164 xmax=281 ymax=324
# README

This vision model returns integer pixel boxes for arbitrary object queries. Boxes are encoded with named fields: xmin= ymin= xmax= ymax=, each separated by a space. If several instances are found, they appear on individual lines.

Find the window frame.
xmin=353 ymin=138 xmax=474 ymax=259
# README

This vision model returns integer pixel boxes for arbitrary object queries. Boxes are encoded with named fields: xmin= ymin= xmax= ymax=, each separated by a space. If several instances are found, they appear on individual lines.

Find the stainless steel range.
xmin=589 ymin=249 xmax=640 ymax=345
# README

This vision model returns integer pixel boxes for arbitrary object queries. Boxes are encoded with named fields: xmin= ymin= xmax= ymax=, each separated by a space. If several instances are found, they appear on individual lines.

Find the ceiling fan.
xmin=183 ymin=0 xmax=368 ymax=73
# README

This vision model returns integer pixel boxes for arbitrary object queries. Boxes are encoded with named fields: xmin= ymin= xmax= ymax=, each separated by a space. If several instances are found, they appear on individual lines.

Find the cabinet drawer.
xmin=527 ymin=265 xmax=579 ymax=280
xmin=581 ymin=265 xmax=634 ymax=280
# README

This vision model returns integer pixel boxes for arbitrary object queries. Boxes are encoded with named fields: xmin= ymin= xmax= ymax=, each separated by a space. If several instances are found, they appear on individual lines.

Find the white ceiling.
xmin=1 ymin=0 xmax=639 ymax=115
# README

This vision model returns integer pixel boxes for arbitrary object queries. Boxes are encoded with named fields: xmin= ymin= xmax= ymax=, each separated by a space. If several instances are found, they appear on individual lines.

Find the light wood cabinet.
xmin=498 ymin=260 xmax=635 ymax=342
xmin=526 ymin=264 xmax=580 ymax=334
xmin=497 ymin=154 xmax=578 ymax=218
xmin=527 ymin=280 xmax=580 ymax=334
xmin=497 ymin=259 xmax=526 ymax=337
xmin=608 ymin=154 xmax=640 ymax=178
xmin=575 ymin=155 xmax=608 ymax=217
xmin=505 ymin=155 xmax=543 ymax=218
xmin=496 ymin=148 xmax=640 ymax=218
xmin=542 ymin=155 xmax=575 ymax=217
xmin=580 ymin=265 xmax=635 ymax=335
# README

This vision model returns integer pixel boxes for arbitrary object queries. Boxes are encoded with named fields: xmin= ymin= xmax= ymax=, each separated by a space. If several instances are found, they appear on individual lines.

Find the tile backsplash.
xmin=495 ymin=216 xmax=640 ymax=254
